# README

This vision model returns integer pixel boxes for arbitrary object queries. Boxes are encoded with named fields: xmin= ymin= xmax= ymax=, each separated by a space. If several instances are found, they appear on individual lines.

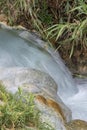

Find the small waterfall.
xmin=0 ymin=23 xmax=87 ymax=121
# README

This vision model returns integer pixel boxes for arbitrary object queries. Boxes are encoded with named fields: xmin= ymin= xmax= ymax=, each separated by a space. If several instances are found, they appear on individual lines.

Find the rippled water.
xmin=0 ymin=23 xmax=87 ymax=121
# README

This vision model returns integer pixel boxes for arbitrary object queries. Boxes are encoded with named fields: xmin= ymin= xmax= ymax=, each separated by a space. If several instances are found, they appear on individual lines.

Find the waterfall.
xmin=0 ymin=23 xmax=87 ymax=121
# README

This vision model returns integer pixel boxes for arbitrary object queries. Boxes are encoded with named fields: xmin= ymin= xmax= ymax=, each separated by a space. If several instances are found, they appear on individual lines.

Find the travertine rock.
xmin=0 ymin=68 xmax=72 ymax=130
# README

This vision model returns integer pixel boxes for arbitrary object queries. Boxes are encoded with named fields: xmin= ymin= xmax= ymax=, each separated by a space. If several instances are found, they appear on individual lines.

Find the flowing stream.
xmin=0 ymin=23 xmax=87 ymax=121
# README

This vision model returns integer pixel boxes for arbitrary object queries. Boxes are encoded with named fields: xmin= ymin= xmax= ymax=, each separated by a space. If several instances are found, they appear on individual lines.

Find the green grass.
xmin=0 ymin=85 xmax=54 ymax=130
xmin=46 ymin=18 xmax=87 ymax=57
xmin=45 ymin=0 xmax=87 ymax=56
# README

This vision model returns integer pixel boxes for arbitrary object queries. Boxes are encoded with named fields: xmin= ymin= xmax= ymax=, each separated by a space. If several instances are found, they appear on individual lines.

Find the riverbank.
xmin=0 ymin=0 xmax=87 ymax=77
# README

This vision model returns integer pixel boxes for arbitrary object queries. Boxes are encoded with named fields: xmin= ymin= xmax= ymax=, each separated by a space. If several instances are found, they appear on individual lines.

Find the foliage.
xmin=46 ymin=18 xmax=87 ymax=57
xmin=45 ymin=0 xmax=87 ymax=56
xmin=0 ymin=85 xmax=54 ymax=130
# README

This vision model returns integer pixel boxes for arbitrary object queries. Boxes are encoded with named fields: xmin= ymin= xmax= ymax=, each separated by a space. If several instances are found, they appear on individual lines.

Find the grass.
xmin=73 ymin=73 xmax=87 ymax=78
xmin=45 ymin=0 xmax=87 ymax=56
xmin=46 ymin=18 xmax=87 ymax=57
xmin=0 ymin=85 xmax=54 ymax=130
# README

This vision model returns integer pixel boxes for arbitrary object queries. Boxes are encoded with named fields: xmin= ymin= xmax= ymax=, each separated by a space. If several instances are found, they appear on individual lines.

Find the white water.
xmin=0 ymin=24 xmax=87 ymax=121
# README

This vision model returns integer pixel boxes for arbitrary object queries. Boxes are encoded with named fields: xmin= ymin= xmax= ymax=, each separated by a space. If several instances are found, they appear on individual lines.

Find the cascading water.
xmin=0 ymin=23 xmax=87 ymax=121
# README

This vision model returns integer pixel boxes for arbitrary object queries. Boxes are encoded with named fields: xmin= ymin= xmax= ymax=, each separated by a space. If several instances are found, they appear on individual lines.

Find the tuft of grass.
xmin=45 ymin=0 xmax=87 ymax=56
xmin=0 ymin=86 xmax=38 ymax=129
xmin=46 ymin=18 xmax=87 ymax=57
xmin=0 ymin=85 xmax=54 ymax=130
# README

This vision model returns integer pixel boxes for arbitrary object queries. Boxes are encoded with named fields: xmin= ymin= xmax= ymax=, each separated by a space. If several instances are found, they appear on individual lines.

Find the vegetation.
xmin=0 ymin=85 xmax=54 ymax=130
xmin=0 ymin=0 xmax=87 ymax=57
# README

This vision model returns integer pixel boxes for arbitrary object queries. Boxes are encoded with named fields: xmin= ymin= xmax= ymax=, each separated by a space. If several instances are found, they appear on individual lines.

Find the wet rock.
xmin=66 ymin=119 xmax=87 ymax=130
xmin=0 ymin=68 xmax=72 ymax=130
xmin=35 ymin=95 xmax=67 ymax=130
